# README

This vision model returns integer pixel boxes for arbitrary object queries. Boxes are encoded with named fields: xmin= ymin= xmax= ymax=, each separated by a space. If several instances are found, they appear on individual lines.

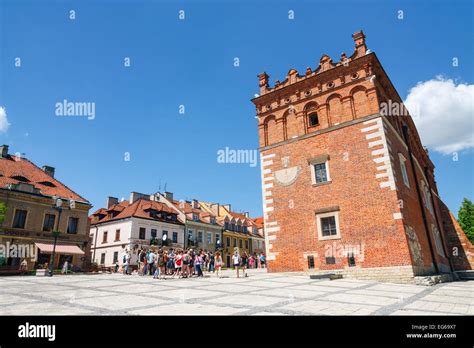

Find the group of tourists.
xmin=118 ymin=248 xmax=266 ymax=279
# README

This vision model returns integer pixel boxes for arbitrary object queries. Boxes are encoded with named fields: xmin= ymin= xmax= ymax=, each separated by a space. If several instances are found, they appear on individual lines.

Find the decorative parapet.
xmin=255 ymin=31 xmax=368 ymax=97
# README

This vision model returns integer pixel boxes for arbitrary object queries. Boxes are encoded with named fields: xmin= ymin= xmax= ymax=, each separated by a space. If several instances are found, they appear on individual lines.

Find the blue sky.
xmin=0 ymin=0 xmax=473 ymax=217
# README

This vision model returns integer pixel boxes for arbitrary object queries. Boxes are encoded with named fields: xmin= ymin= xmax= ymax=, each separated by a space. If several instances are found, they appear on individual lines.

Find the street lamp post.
xmin=48 ymin=197 xmax=63 ymax=277
xmin=161 ymin=234 xmax=167 ymax=248
xmin=48 ymin=196 xmax=74 ymax=277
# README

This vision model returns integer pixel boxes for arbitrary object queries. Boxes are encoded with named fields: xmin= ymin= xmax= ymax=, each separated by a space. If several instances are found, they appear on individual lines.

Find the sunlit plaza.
xmin=1 ymin=269 xmax=473 ymax=316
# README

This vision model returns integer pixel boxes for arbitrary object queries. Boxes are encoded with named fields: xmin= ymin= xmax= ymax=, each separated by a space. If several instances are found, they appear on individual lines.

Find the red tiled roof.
xmin=171 ymin=199 xmax=217 ymax=224
xmin=227 ymin=211 xmax=257 ymax=226
xmin=0 ymin=155 xmax=89 ymax=203
xmin=91 ymin=198 xmax=182 ymax=225
xmin=253 ymin=217 xmax=264 ymax=228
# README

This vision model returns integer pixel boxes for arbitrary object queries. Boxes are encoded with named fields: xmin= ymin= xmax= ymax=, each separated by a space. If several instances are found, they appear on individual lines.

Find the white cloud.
xmin=404 ymin=77 xmax=474 ymax=154
xmin=0 ymin=106 xmax=10 ymax=133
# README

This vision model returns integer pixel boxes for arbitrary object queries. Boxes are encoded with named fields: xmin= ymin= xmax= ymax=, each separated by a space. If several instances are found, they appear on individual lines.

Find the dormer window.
xmin=11 ymin=175 xmax=30 ymax=182
xmin=193 ymin=214 xmax=199 ymax=221
xmin=210 ymin=217 xmax=216 ymax=224
xmin=38 ymin=181 xmax=56 ymax=187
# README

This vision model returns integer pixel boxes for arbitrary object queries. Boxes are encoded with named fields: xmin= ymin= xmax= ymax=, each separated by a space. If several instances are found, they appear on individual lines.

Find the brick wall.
xmin=260 ymin=115 xmax=414 ymax=273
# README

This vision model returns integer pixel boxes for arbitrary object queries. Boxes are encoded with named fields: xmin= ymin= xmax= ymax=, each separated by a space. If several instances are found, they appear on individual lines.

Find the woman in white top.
xmin=232 ymin=251 xmax=241 ymax=278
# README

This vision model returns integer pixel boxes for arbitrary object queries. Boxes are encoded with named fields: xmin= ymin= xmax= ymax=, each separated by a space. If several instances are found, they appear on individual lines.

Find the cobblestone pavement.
xmin=0 ymin=269 xmax=473 ymax=315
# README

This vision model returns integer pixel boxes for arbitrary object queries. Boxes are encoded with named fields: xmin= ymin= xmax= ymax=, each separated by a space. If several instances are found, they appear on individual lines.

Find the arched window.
xmin=308 ymin=112 xmax=319 ymax=127
xmin=304 ymin=102 xmax=319 ymax=132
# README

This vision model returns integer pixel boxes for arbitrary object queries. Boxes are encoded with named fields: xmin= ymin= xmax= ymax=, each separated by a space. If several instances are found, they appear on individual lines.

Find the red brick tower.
xmin=252 ymin=31 xmax=470 ymax=282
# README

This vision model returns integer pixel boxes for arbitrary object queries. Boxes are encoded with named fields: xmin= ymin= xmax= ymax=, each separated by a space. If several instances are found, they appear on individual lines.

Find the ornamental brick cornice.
xmin=256 ymin=73 xmax=376 ymax=120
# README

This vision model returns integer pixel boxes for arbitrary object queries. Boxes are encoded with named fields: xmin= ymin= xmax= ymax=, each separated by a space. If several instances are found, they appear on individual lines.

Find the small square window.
xmin=347 ymin=253 xmax=356 ymax=267
xmin=314 ymin=163 xmax=328 ymax=183
xmin=399 ymin=153 xmax=410 ymax=188
xmin=67 ymin=217 xmax=79 ymax=234
xmin=321 ymin=216 xmax=337 ymax=237
xmin=207 ymin=232 xmax=212 ymax=244
xmin=325 ymin=256 xmax=336 ymax=265
xmin=307 ymin=255 xmax=315 ymax=269
xmin=316 ymin=211 xmax=341 ymax=241
xmin=139 ymin=227 xmax=146 ymax=240
xmin=13 ymin=209 xmax=28 ymax=229
xmin=43 ymin=214 xmax=56 ymax=232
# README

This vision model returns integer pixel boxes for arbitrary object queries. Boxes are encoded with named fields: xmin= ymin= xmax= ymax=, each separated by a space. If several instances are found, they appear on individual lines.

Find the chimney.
xmin=210 ymin=203 xmax=220 ymax=216
xmin=223 ymin=204 xmax=232 ymax=212
xmin=258 ymin=72 xmax=269 ymax=95
xmin=129 ymin=192 xmax=149 ymax=203
xmin=192 ymin=199 xmax=199 ymax=209
xmin=164 ymin=191 xmax=174 ymax=202
xmin=106 ymin=196 xmax=119 ymax=208
xmin=0 ymin=145 xmax=9 ymax=158
xmin=42 ymin=165 xmax=55 ymax=178
xmin=244 ymin=212 xmax=249 ymax=218
xmin=352 ymin=30 xmax=367 ymax=57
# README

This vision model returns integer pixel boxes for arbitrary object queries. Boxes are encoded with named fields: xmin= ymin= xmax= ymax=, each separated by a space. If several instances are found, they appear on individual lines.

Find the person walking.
xmin=167 ymin=249 xmax=175 ymax=275
xmin=248 ymin=255 xmax=255 ymax=269
xmin=208 ymin=252 xmax=215 ymax=273
xmin=148 ymin=250 xmax=156 ymax=275
xmin=260 ymin=253 xmax=266 ymax=269
xmin=19 ymin=259 xmax=28 ymax=275
xmin=123 ymin=252 xmax=130 ymax=275
xmin=189 ymin=250 xmax=195 ymax=276
xmin=174 ymin=250 xmax=183 ymax=278
xmin=195 ymin=251 xmax=204 ymax=277
xmin=241 ymin=252 xmax=248 ymax=277
xmin=214 ymin=251 xmax=223 ymax=278
xmin=232 ymin=251 xmax=241 ymax=278
xmin=182 ymin=251 xmax=190 ymax=278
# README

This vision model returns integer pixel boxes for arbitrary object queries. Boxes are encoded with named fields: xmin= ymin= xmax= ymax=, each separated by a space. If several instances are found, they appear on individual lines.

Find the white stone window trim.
xmin=310 ymin=159 xmax=331 ymax=185
xmin=316 ymin=211 xmax=341 ymax=241
xmin=398 ymin=153 xmax=410 ymax=188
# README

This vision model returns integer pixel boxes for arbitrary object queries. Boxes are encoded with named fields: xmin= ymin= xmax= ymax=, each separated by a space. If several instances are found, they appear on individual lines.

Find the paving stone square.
xmin=0 ymin=269 xmax=472 ymax=315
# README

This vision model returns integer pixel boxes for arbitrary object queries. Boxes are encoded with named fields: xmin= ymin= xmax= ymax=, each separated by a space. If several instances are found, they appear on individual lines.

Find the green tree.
xmin=0 ymin=201 xmax=6 ymax=227
xmin=458 ymin=198 xmax=474 ymax=244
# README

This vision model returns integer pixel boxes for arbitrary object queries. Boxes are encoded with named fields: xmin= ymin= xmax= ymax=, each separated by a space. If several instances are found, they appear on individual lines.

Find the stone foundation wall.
xmin=304 ymin=265 xmax=416 ymax=284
